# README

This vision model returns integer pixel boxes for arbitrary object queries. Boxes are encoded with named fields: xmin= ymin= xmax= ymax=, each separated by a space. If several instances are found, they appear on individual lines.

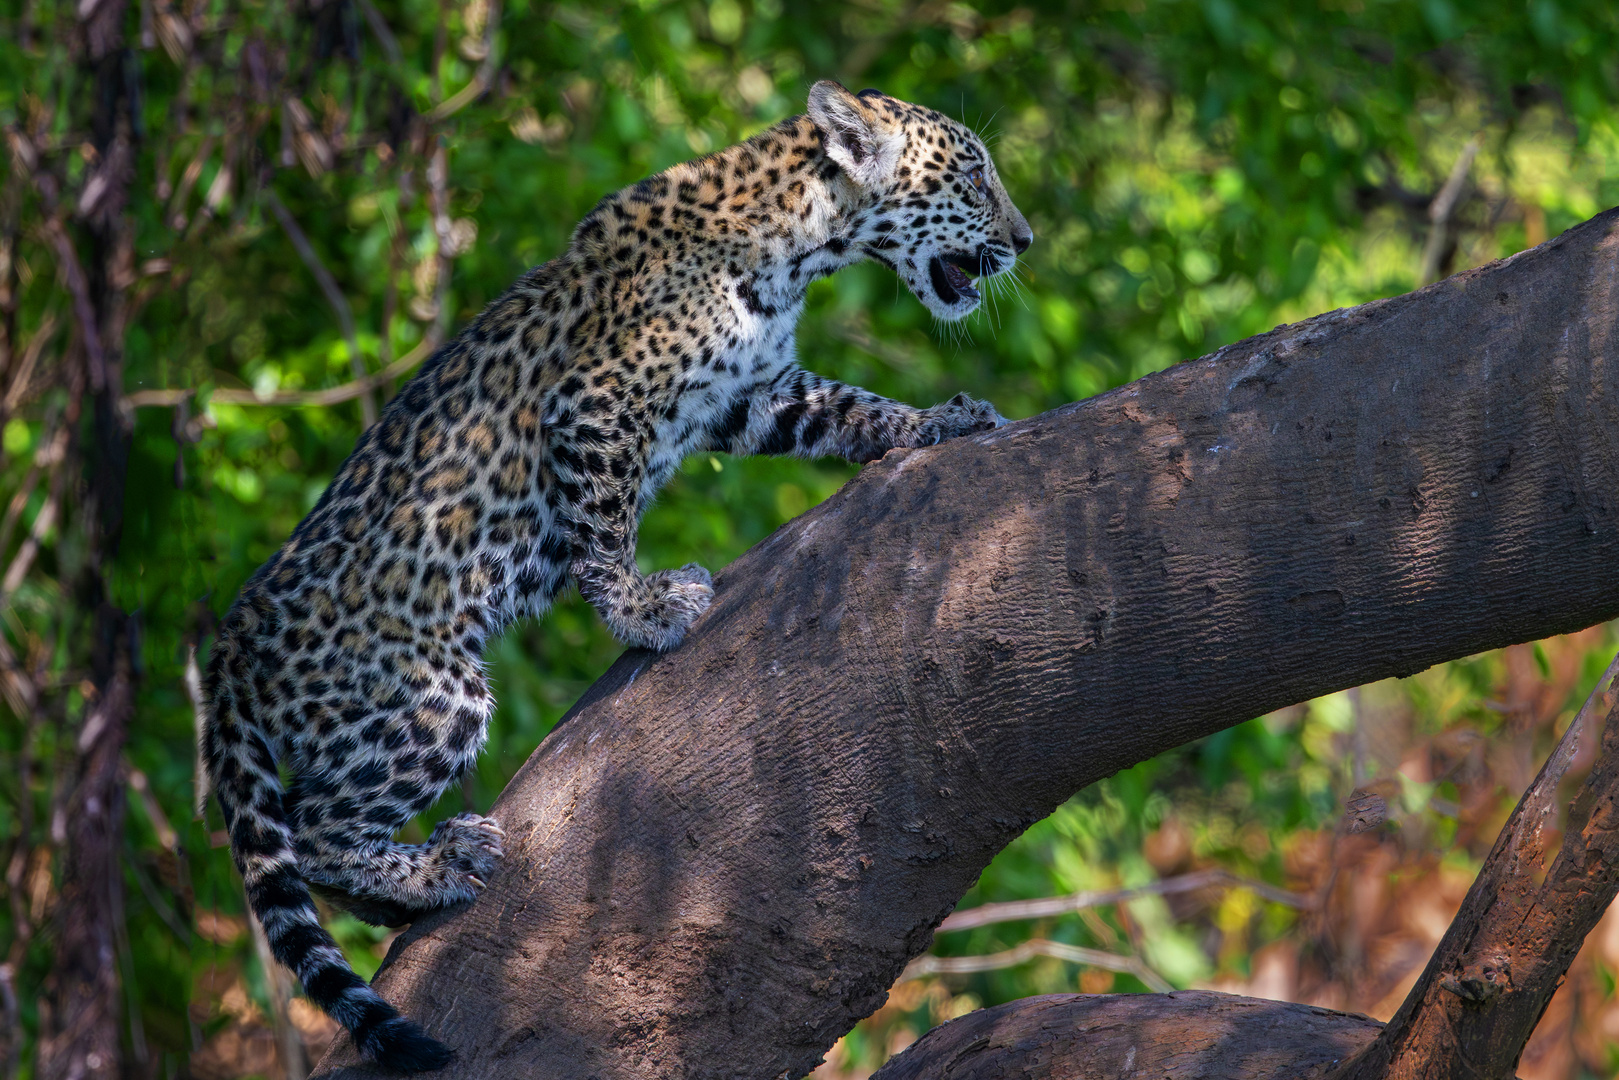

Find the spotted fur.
xmin=203 ymin=80 xmax=1031 ymax=1070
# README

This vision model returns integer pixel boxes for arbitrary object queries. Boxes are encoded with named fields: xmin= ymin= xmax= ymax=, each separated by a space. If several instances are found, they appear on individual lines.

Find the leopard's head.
xmin=808 ymin=80 xmax=1033 ymax=321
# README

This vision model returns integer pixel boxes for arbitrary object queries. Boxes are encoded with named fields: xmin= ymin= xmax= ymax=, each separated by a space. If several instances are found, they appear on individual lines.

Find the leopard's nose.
xmin=1012 ymin=229 xmax=1033 ymax=254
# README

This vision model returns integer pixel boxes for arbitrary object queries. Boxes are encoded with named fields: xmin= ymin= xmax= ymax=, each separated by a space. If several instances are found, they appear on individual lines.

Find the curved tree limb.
xmin=120 ymin=337 xmax=433 ymax=410
xmin=314 ymin=208 xmax=1619 ymax=1078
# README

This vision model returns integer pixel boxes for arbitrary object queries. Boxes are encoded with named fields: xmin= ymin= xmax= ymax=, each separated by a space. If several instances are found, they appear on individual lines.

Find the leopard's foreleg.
xmin=716 ymin=366 xmax=1005 ymax=464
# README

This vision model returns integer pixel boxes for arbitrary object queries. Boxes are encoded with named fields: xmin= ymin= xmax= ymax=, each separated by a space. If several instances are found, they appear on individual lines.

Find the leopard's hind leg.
xmin=287 ymin=690 xmax=503 ymax=924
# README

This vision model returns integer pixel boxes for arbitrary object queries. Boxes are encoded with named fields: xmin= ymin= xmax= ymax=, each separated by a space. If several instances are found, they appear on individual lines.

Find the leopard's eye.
xmin=967 ymin=167 xmax=987 ymax=195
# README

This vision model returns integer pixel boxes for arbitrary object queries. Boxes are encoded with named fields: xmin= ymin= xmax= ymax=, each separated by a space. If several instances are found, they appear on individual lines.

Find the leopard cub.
xmin=204 ymin=80 xmax=1031 ymax=1070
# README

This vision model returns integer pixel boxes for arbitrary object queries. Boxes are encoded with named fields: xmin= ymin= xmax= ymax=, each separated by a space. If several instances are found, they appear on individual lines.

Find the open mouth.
xmin=928 ymin=253 xmax=982 ymax=306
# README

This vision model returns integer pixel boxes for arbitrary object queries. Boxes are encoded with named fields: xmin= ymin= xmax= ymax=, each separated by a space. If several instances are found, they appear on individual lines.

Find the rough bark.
xmin=869 ymin=991 xmax=1384 ymax=1079
xmin=314 ymin=207 xmax=1619 ymax=1079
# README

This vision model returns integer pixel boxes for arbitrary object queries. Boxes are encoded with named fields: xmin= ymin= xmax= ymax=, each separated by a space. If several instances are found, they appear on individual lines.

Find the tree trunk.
xmin=313 ymin=207 xmax=1619 ymax=1079
xmin=34 ymin=5 xmax=139 ymax=1074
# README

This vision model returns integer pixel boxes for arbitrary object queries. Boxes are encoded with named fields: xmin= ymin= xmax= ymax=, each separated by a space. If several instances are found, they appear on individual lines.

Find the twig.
xmin=1418 ymin=138 xmax=1480 ymax=286
xmin=423 ymin=0 xmax=503 ymax=122
xmin=122 ymin=839 xmax=191 ymax=946
xmin=425 ymin=139 xmax=454 ymax=341
xmin=937 ymin=867 xmax=1310 ymax=934
xmin=110 ymin=858 xmax=149 ymax=1069
xmin=124 ymin=764 xmax=178 ymax=854
xmin=0 ymin=433 xmax=69 ymax=599
xmin=261 ymin=187 xmax=377 ymax=425
xmin=0 ymin=961 xmax=17 ymax=1080
xmin=185 ymin=645 xmax=209 ymax=818
xmin=121 ymin=334 xmax=433 ymax=410
xmin=378 ymin=202 xmax=404 ymax=385
xmin=1 ymin=312 xmax=59 ymax=423
xmin=901 ymin=938 xmax=1176 ymax=993
xmin=41 ymin=219 xmax=107 ymax=390
xmin=165 ymin=134 xmax=215 ymax=231
xmin=824 ymin=313 xmax=922 ymax=370
xmin=2 ymin=638 xmax=44 ymax=994
xmin=355 ymin=0 xmax=404 ymax=65
xmin=169 ymin=396 xmax=188 ymax=488
xmin=249 ymin=907 xmax=309 ymax=1080
xmin=0 ymin=632 xmax=38 ymax=719
xmin=0 ymin=410 xmax=66 ymax=560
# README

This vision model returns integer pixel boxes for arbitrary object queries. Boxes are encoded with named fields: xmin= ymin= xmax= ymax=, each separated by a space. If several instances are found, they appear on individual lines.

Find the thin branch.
xmin=121 ymin=334 xmax=433 ymax=410
xmin=249 ymin=908 xmax=309 ymax=1079
xmin=1 ymin=488 xmax=58 ymax=596
xmin=823 ymin=313 xmax=922 ymax=370
xmin=355 ymin=0 xmax=404 ymax=65
xmin=41 ymin=220 xmax=107 ymax=390
xmin=123 ymin=765 xmax=178 ymax=854
xmin=185 ymin=645 xmax=209 ymax=817
xmin=901 ymin=938 xmax=1176 ymax=993
xmin=937 ymin=867 xmax=1310 ymax=934
xmin=0 ymin=960 xmax=17 ymax=1080
xmin=0 ymin=631 xmax=38 ymax=720
xmin=110 ymin=859 xmax=149 ymax=1070
xmin=122 ymin=839 xmax=191 ymax=946
xmin=423 ymin=0 xmax=503 ymax=122
xmin=0 ymin=426 xmax=70 ymax=600
xmin=1418 ymin=137 xmax=1480 ymax=286
xmin=260 ymin=187 xmax=378 ymax=425
xmin=0 ymin=409 xmax=66 ymax=560
xmin=425 ymin=140 xmax=454 ymax=341
xmin=1 ymin=312 xmax=59 ymax=422
xmin=165 ymin=134 xmax=215 ymax=231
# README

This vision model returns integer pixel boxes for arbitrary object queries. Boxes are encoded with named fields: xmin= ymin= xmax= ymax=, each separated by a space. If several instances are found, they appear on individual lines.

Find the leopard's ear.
xmin=807 ymin=80 xmax=903 ymax=188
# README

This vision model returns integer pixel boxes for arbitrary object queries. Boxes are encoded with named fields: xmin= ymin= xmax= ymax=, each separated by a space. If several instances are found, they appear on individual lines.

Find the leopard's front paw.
xmin=918 ymin=392 xmax=1007 ymax=444
xmin=620 ymin=563 xmax=714 ymax=652
xmin=428 ymin=813 xmax=506 ymax=898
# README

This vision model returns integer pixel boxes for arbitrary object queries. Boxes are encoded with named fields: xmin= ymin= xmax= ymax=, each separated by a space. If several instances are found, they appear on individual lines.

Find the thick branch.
xmin=315 ymin=208 xmax=1619 ymax=1079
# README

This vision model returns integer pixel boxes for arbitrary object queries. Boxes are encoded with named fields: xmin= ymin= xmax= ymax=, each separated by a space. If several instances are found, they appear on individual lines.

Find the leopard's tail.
xmin=204 ymin=678 xmax=452 ymax=1073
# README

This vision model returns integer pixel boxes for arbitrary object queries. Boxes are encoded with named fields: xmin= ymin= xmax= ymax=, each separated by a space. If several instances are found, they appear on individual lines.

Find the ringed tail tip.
xmin=360 ymin=1015 xmax=454 ymax=1073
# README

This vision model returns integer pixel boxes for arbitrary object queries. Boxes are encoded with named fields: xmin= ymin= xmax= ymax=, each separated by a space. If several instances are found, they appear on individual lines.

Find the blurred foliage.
xmin=5 ymin=0 xmax=1619 ymax=1077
